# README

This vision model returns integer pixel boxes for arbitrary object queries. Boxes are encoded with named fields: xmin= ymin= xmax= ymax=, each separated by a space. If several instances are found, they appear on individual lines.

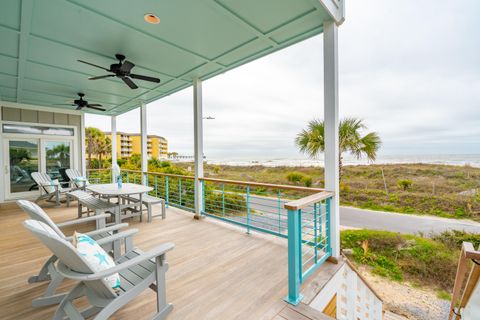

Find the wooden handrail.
xmin=449 ymin=242 xmax=480 ymax=320
xmin=122 ymin=169 xmax=195 ymax=180
xmin=284 ymin=191 xmax=334 ymax=210
xmin=86 ymin=168 xmax=111 ymax=172
xmin=91 ymin=168 xmax=325 ymax=192
xmin=200 ymin=177 xmax=326 ymax=193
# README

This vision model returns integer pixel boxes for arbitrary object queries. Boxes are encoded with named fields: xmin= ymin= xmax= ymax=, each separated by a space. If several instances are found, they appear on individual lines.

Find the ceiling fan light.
xmin=144 ymin=13 xmax=160 ymax=24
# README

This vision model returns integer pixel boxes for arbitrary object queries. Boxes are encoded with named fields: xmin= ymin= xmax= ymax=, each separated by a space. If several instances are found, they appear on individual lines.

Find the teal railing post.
xmin=246 ymin=186 xmax=251 ymax=234
xmin=155 ymin=175 xmax=158 ymax=197
xmin=277 ymin=190 xmax=281 ymax=233
xmin=221 ymin=183 xmax=225 ymax=216
xmin=326 ymin=197 xmax=332 ymax=255
xmin=285 ymin=208 xmax=303 ymax=305
xmin=201 ymin=180 xmax=205 ymax=214
xmin=314 ymin=203 xmax=318 ymax=264
xmin=178 ymin=178 xmax=182 ymax=206
xmin=165 ymin=176 xmax=169 ymax=207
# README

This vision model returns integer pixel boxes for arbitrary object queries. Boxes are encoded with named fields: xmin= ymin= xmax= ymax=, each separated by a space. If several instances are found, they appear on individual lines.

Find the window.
xmin=2 ymin=124 xmax=74 ymax=136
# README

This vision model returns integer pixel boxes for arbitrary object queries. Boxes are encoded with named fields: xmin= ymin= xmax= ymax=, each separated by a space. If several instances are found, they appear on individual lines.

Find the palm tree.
xmin=85 ymin=127 xmax=103 ymax=168
xmin=295 ymin=117 xmax=381 ymax=178
xmin=96 ymin=137 xmax=111 ymax=168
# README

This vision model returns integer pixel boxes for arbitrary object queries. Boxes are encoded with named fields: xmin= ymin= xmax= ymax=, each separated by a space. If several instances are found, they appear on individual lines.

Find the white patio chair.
xmin=24 ymin=219 xmax=174 ymax=320
xmin=17 ymin=200 xmax=135 ymax=307
xmin=31 ymin=172 xmax=72 ymax=206
xmin=66 ymin=168 xmax=100 ymax=190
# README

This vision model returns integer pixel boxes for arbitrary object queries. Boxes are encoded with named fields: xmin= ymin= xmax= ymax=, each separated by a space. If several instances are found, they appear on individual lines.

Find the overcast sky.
xmin=86 ymin=0 xmax=480 ymax=160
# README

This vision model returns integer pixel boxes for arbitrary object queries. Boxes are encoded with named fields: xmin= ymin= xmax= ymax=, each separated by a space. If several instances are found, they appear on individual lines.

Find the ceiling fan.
xmin=77 ymin=54 xmax=160 ymax=89
xmin=53 ymin=93 xmax=106 ymax=111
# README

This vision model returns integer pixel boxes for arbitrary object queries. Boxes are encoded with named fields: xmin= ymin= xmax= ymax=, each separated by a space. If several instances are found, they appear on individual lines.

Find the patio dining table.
xmin=86 ymin=183 xmax=153 ymax=224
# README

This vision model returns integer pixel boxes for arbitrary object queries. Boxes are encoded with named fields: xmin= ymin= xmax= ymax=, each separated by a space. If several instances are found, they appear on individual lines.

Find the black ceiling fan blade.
xmin=130 ymin=73 xmax=160 ymax=83
xmin=87 ymin=103 xmax=102 ymax=107
xmin=120 ymin=60 xmax=135 ymax=73
xmin=122 ymin=77 xmax=138 ymax=89
xmin=77 ymin=60 xmax=110 ymax=72
xmin=89 ymin=74 xmax=114 ymax=80
xmin=86 ymin=105 xmax=106 ymax=111
xmin=76 ymin=105 xmax=83 ymax=110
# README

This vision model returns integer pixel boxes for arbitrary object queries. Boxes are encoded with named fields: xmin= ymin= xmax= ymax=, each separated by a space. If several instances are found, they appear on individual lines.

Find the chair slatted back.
xmin=31 ymin=172 xmax=54 ymax=194
xmin=16 ymin=200 xmax=65 ymax=238
xmin=23 ymin=220 xmax=117 ymax=299
xmin=66 ymin=169 xmax=89 ymax=188
xmin=65 ymin=169 xmax=81 ymax=181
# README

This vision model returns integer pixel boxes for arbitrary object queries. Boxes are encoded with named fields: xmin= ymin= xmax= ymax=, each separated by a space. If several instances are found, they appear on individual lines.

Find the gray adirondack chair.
xmin=24 ymin=219 xmax=174 ymax=320
xmin=66 ymin=168 xmax=100 ymax=190
xmin=17 ymin=200 xmax=136 ymax=307
xmin=31 ymin=172 xmax=72 ymax=206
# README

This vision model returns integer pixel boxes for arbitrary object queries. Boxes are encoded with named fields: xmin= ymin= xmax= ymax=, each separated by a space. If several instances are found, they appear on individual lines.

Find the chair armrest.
xmin=56 ymin=214 xmax=110 ymax=228
xmin=57 ymin=242 xmax=175 ymax=280
xmin=83 ymin=223 xmax=129 ymax=237
xmin=95 ymin=228 xmax=139 ymax=246
xmin=63 ymin=223 xmax=130 ymax=241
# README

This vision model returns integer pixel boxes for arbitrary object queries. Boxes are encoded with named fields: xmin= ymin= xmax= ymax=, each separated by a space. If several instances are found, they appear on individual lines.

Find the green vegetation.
xmin=85 ymin=127 xmax=111 ymax=169
xmin=286 ymin=171 xmax=305 ymax=183
xmin=286 ymin=172 xmax=313 ymax=187
xmin=436 ymin=290 xmax=451 ymax=300
xmin=397 ymin=179 xmax=413 ymax=191
xmin=197 ymin=163 xmax=480 ymax=221
xmin=340 ymin=229 xmax=480 ymax=290
xmin=296 ymin=117 xmax=381 ymax=178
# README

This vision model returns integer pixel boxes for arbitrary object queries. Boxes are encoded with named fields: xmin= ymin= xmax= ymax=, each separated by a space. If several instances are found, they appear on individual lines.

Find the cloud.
xmin=86 ymin=0 xmax=480 ymax=159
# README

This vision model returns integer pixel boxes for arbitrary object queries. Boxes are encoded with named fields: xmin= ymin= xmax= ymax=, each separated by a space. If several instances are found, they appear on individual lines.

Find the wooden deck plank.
xmin=0 ymin=203 xmax=335 ymax=320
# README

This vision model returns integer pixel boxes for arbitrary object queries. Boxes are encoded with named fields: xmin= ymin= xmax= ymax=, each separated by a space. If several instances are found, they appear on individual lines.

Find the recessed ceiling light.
xmin=144 ymin=13 xmax=160 ymax=24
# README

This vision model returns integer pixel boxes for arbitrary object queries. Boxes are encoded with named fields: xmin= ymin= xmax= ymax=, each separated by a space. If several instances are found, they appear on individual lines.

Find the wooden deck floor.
xmin=0 ymin=203 xmax=334 ymax=320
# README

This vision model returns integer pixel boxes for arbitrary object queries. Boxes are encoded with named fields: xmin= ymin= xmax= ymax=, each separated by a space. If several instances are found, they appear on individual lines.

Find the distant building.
xmin=104 ymin=131 xmax=168 ymax=159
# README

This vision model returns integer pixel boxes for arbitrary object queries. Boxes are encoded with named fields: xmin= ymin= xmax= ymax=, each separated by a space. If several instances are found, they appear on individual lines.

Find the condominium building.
xmin=104 ymin=131 xmax=168 ymax=159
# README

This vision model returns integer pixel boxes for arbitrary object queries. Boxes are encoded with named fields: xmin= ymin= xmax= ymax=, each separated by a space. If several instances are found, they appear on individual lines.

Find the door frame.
xmin=1 ymin=120 xmax=78 ymax=201
xmin=3 ymin=137 xmax=41 ymax=200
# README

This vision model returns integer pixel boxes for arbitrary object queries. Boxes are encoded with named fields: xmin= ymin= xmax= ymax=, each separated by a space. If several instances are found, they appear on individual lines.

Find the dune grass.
xmin=194 ymin=163 xmax=480 ymax=221
xmin=340 ymin=229 xmax=480 ymax=290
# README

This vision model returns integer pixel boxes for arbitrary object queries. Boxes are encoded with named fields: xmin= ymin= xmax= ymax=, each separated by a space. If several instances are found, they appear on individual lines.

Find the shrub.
xmin=431 ymin=230 xmax=480 ymax=250
xmin=341 ymin=229 xmax=458 ymax=289
xmin=397 ymin=179 xmax=413 ymax=191
xmin=286 ymin=172 xmax=305 ymax=183
xmin=302 ymin=175 xmax=313 ymax=187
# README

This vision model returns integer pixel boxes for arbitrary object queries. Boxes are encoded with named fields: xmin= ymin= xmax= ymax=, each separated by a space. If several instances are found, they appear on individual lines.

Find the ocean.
xmin=205 ymin=154 xmax=480 ymax=168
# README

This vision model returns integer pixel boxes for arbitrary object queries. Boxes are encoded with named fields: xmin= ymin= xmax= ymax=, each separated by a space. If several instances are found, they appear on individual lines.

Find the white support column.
xmin=80 ymin=112 xmax=86 ymax=176
xmin=140 ymin=102 xmax=148 ymax=185
xmin=193 ymin=78 xmax=204 ymax=218
xmin=323 ymin=20 xmax=340 ymax=258
xmin=111 ymin=115 xmax=117 ymax=181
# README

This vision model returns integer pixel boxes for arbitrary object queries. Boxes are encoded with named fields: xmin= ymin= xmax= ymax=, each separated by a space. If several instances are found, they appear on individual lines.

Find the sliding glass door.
xmin=5 ymin=139 xmax=40 ymax=197
xmin=44 ymin=140 xmax=72 ymax=186
xmin=3 ymin=138 xmax=74 ymax=199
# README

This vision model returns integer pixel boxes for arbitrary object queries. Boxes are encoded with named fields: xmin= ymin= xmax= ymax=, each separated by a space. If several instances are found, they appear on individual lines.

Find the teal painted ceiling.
xmin=0 ymin=0 xmax=330 ymax=115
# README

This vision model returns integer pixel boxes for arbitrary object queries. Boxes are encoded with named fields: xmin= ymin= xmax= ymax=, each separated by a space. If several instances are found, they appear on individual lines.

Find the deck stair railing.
xmin=283 ymin=191 xmax=334 ymax=305
xmin=449 ymin=242 xmax=480 ymax=320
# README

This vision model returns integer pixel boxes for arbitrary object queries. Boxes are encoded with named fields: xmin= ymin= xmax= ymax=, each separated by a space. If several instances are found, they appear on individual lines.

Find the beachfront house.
xmin=0 ymin=1 xmax=478 ymax=319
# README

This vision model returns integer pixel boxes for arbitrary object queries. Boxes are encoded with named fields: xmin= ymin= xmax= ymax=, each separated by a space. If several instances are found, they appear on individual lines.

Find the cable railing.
xmin=284 ymin=191 xmax=334 ymax=305
xmin=86 ymin=168 xmax=112 ymax=184
xmin=449 ymin=242 xmax=480 ymax=320
xmin=85 ymin=167 xmax=334 ymax=306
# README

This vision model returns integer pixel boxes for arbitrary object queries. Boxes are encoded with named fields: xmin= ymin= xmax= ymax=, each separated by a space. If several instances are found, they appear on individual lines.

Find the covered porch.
xmin=0 ymin=0 xmax=348 ymax=318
